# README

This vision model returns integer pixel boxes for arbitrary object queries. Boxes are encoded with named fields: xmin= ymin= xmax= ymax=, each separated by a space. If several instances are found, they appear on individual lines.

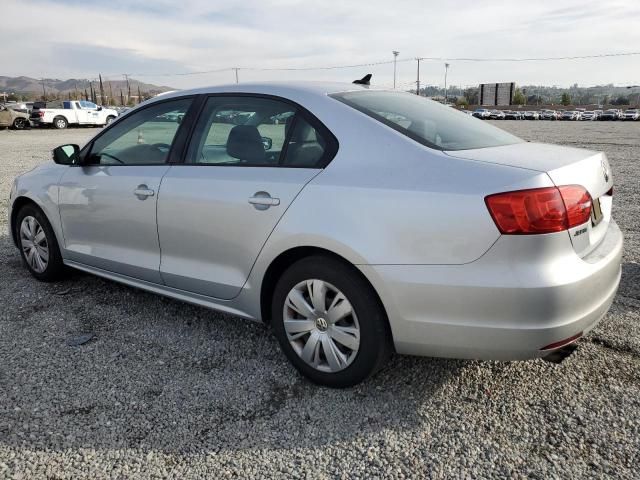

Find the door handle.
xmin=249 ymin=192 xmax=280 ymax=210
xmin=134 ymin=185 xmax=155 ymax=199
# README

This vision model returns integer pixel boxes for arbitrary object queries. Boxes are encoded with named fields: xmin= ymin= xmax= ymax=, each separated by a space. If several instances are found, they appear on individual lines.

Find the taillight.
xmin=38 ymin=111 xmax=44 ymax=117
xmin=557 ymin=185 xmax=592 ymax=228
xmin=485 ymin=185 xmax=592 ymax=235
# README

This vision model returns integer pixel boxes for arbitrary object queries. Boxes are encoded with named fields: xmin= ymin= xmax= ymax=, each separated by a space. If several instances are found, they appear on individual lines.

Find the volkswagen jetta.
xmin=8 ymin=82 xmax=623 ymax=387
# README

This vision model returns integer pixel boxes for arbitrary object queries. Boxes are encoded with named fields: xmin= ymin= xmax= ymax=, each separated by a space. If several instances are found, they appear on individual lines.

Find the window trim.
xmin=78 ymin=95 xmax=199 ymax=167
xmin=179 ymin=93 xmax=339 ymax=169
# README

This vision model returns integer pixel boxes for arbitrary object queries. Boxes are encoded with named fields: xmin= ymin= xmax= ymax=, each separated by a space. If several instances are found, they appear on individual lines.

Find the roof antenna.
xmin=353 ymin=74 xmax=372 ymax=85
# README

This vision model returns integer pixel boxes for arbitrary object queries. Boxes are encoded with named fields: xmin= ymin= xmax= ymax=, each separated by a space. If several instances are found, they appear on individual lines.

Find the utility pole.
xmin=108 ymin=82 xmax=114 ymax=106
xmin=137 ymin=85 xmax=142 ymax=104
xmin=233 ymin=68 xmax=239 ymax=84
xmin=41 ymin=78 xmax=47 ymax=101
xmin=120 ymin=90 xmax=125 ymax=106
xmin=444 ymin=63 xmax=450 ymax=104
xmin=415 ymin=58 xmax=421 ymax=95
xmin=392 ymin=51 xmax=399 ymax=89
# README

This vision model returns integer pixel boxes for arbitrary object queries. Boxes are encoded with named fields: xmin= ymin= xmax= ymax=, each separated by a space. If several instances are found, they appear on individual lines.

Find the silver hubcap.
xmin=56 ymin=120 xmax=65 ymax=128
xmin=283 ymin=279 xmax=360 ymax=373
xmin=20 ymin=216 xmax=49 ymax=273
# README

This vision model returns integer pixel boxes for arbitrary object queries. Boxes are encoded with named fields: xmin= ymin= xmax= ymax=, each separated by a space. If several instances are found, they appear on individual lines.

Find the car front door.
xmin=58 ymin=97 xmax=193 ymax=283
xmin=78 ymin=101 xmax=101 ymax=124
xmin=157 ymin=95 xmax=336 ymax=299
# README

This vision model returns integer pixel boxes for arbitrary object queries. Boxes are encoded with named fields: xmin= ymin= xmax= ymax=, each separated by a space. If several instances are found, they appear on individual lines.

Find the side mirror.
xmin=97 ymin=106 xmax=103 ymax=111
xmin=261 ymin=136 xmax=273 ymax=150
xmin=53 ymin=144 xmax=80 ymax=165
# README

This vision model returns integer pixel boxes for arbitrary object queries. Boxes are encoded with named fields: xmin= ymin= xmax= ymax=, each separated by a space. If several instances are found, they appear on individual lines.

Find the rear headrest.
xmin=226 ymin=125 xmax=264 ymax=162
xmin=286 ymin=116 xmax=317 ymax=143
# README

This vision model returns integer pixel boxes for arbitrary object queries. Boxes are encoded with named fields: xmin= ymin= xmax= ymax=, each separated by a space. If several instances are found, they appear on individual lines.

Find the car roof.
xmin=150 ymin=81 xmax=372 ymax=104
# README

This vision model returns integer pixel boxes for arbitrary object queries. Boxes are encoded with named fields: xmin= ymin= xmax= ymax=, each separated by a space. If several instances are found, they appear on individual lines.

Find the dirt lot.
xmin=0 ymin=122 xmax=638 ymax=479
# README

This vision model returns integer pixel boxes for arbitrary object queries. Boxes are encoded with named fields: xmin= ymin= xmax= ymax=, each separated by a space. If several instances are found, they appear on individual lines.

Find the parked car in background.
xmin=561 ymin=110 xmax=581 ymax=120
xmin=580 ymin=111 xmax=597 ymax=121
xmin=524 ymin=111 xmax=540 ymax=120
xmin=540 ymin=110 xmax=559 ymax=120
xmin=623 ymin=109 xmax=639 ymax=121
xmin=30 ymin=100 xmax=118 ymax=129
xmin=600 ymin=109 xmax=621 ymax=121
xmin=489 ymin=110 xmax=505 ymax=120
xmin=2 ymin=102 xmax=31 ymax=114
xmin=503 ymin=110 xmax=521 ymax=120
xmin=472 ymin=108 xmax=491 ymax=119
xmin=8 ymin=83 xmax=623 ymax=387
xmin=0 ymin=105 xmax=30 ymax=129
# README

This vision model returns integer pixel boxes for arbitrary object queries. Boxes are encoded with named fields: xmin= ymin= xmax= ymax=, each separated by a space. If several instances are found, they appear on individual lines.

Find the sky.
xmin=1 ymin=0 xmax=639 ymax=90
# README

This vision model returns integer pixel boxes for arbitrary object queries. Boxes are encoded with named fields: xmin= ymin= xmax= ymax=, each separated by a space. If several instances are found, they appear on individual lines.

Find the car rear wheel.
xmin=105 ymin=115 xmax=116 ymax=126
xmin=53 ymin=116 xmax=68 ymax=129
xmin=13 ymin=118 xmax=28 ymax=130
xmin=16 ymin=204 xmax=66 ymax=282
xmin=271 ymin=256 xmax=391 ymax=388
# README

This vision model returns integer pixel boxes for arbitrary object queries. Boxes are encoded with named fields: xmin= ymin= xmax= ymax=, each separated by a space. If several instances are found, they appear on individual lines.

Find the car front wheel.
xmin=271 ymin=256 xmax=391 ymax=388
xmin=16 ymin=204 xmax=66 ymax=281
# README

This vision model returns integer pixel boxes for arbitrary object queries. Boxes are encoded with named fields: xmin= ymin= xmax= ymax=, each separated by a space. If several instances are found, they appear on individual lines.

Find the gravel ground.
xmin=0 ymin=123 xmax=638 ymax=479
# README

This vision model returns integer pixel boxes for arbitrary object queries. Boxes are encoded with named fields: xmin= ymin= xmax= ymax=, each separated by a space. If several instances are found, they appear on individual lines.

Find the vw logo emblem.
xmin=315 ymin=317 xmax=328 ymax=331
xmin=601 ymin=159 xmax=609 ymax=183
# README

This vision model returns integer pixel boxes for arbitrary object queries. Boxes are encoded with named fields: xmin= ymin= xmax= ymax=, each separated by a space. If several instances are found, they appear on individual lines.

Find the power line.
xmin=60 ymin=51 xmax=640 ymax=83
xmin=416 ymin=52 xmax=640 ymax=62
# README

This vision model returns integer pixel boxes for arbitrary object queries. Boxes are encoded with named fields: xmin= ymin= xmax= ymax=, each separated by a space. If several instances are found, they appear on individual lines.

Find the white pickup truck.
xmin=30 ymin=100 xmax=118 ymax=129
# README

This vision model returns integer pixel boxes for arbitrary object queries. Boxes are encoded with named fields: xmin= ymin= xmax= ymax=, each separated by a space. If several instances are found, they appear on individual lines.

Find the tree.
xmin=463 ymin=87 xmax=478 ymax=105
xmin=456 ymin=97 xmax=469 ymax=108
xmin=611 ymin=96 xmax=630 ymax=105
xmin=561 ymin=93 xmax=571 ymax=106
xmin=512 ymin=89 xmax=525 ymax=105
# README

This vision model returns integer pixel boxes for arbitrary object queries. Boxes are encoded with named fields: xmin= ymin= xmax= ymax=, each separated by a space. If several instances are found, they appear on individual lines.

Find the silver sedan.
xmin=8 ymin=82 xmax=623 ymax=387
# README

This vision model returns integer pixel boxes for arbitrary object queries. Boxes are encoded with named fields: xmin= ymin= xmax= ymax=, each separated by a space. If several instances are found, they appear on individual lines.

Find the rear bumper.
xmin=360 ymin=220 xmax=623 ymax=360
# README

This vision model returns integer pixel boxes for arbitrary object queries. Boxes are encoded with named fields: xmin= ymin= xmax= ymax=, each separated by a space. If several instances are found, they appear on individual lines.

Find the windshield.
xmin=331 ymin=90 xmax=522 ymax=151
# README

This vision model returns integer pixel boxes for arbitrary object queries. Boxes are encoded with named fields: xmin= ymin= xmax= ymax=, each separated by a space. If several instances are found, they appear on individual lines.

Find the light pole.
xmin=415 ymin=57 xmax=421 ymax=95
xmin=444 ymin=63 xmax=450 ymax=104
xmin=627 ymin=85 xmax=640 ymax=107
xmin=393 ymin=51 xmax=399 ymax=89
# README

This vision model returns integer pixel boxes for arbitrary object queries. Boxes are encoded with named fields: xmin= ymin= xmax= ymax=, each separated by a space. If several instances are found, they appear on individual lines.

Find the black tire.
xmin=271 ymin=256 xmax=391 ymax=388
xmin=105 ymin=115 xmax=116 ymax=127
xmin=15 ymin=204 xmax=66 ymax=282
xmin=53 ymin=116 xmax=68 ymax=129
xmin=13 ymin=118 xmax=28 ymax=130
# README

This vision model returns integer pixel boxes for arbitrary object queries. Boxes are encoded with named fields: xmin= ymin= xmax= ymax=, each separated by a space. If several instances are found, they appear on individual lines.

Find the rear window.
xmin=330 ymin=90 xmax=522 ymax=151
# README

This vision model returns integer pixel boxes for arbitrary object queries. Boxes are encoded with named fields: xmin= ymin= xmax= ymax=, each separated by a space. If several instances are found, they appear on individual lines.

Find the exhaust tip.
xmin=542 ymin=343 xmax=579 ymax=364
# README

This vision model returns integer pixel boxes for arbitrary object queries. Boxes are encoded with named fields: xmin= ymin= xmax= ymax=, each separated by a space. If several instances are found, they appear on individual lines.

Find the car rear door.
xmin=58 ymin=97 xmax=194 ymax=283
xmin=157 ymin=94 xmax=336 ymax=299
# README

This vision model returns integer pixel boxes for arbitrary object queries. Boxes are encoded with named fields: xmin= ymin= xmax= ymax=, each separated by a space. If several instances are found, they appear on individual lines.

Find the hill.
xmin=0 ymin=76 xmax=173 ymax=101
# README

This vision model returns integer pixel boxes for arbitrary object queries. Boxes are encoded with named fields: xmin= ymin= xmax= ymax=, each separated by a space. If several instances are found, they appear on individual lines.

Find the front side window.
xmin=80 ymin=101 xmax=98 ymax=110
xmin=331 ymin=90 xmax=522 ymax=151
xmin=187 ymin=96 xmax=331 ymax=168
xmin=89 ymin=97 xmax=192 ymax=165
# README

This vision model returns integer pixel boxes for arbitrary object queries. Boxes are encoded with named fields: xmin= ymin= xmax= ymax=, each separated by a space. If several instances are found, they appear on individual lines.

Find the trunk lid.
xmin=445 ymin=142 xmax=613 ymax=257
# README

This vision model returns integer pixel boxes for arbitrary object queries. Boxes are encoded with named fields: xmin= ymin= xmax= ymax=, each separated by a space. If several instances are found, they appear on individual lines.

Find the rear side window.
xmin=186 ymin=95 xmax=334 ymax=168
xmin=331 ymin=90 xmax=522 ymax=151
